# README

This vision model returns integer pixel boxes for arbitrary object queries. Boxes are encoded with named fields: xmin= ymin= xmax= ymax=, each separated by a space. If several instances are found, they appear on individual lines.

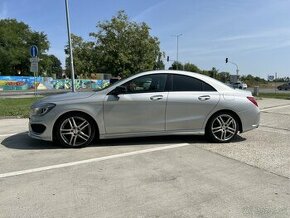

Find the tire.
xmin=54 ymin=112 xmax=96 ymax=148
xmin=206 ymin=112 xmax=239 ymax=143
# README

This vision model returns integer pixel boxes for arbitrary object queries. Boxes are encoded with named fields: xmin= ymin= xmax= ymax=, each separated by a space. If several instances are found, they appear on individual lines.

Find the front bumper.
xmin=28 ymin=112 xmax=57 ymax=142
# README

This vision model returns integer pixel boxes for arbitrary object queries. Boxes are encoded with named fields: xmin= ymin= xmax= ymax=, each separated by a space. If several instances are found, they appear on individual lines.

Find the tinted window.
xmin=123 ymin=74 xmax=167 ymax=93
xmin=202 ymin=82 xmax=216 ymax=91
xmin=173 ymin=75 xmax=215 ymax=91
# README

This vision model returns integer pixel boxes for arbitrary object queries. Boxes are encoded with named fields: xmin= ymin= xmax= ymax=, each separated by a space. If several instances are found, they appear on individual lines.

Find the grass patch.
xmin=0 ymin=97 xmax=42 ymax=118
xmin=258 ymin=92 xmax=290 ymax=100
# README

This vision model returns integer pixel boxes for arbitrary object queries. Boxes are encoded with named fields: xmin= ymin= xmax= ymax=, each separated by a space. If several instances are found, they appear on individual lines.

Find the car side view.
xmin=29 ymin=70 xmax=260 ymax=148
xmin=277 ymin=82 xmax=290 ymax=90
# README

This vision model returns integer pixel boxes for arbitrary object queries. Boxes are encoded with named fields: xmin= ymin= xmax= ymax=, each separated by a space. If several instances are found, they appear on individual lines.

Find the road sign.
xmin=30 ymin=57 xmax=39 ymax=63
xmin=30 ymin=45 xmax=38 ymax=57
xmin=268 ymin=75 xmax=274 ymax=81
xmin=30 ymin=57 xmax=39 ymax=73
xmin=30 ymin=62 xmax=38 ymax=73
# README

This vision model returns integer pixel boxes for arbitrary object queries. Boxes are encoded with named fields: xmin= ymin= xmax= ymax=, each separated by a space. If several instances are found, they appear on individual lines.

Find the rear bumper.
xmin=237 ymin=107 xmax=260 ymax=133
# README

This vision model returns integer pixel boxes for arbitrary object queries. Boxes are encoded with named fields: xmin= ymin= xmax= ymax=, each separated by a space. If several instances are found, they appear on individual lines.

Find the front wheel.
xmin=54 ymin=113 xmax=95 ymax=148
xmin=206 ymin=112 xmax=239 ymax=143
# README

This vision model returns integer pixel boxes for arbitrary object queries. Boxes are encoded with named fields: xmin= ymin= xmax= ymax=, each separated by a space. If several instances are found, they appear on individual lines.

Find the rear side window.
xmin=202 ymin=82 xmax=216 ymax=91
xmin=172 ymin=74 xmax=216 ymax=91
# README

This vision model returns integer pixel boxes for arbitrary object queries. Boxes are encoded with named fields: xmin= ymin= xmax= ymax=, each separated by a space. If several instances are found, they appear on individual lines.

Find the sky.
xmin=1 ymin=0 xmax=290 ymax=78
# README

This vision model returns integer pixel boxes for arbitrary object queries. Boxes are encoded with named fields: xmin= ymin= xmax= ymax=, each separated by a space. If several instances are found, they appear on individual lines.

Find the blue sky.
xmin=1 ymin=0 xmax=290 ymax=78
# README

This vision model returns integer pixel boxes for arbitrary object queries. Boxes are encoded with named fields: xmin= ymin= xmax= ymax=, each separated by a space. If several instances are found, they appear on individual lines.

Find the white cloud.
xmin=132 ymin=0 xmax=168 ymax=21
xmin=216 ymin=28 xmax=290 ymax=42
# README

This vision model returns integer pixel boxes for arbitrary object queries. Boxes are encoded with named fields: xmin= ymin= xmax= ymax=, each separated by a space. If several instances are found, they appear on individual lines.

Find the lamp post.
xmin=65 ymin=0 xmax=76 ymax=92
xmin=225 ymin=58 xmax=239 ymax=76
xmin=172 ymin=34 xmax=182 ymax=70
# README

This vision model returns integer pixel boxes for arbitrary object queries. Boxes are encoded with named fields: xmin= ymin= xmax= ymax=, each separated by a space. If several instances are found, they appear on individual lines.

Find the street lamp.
xmin=65 ymin=0 xmax=76 ymax=92
xmin=225 ymin=58 xmax=239 ymax=76
xmin=172 ymin=34 xmax=182 ymax=70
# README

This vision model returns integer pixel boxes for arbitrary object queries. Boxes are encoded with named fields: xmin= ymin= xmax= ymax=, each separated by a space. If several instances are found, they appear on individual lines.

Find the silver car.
xmin=29 ymin=70 xmax=260 ymax=148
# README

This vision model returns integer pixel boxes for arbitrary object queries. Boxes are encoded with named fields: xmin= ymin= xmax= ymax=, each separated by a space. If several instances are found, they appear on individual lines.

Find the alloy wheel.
xmin=211 ymin=114 xmax=237 ymax=142
xmin=59 ymin=116 xmax=92 ymax=147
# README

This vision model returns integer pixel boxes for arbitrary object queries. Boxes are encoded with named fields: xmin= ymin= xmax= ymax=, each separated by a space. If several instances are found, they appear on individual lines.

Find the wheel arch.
xmin=52 ymin=110 xmax=100 ymax=142
xmin=205 ymin=109 xmax=243 ymax=133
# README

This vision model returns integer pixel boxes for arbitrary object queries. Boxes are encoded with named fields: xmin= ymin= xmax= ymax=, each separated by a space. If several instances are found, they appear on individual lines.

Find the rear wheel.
xmin=206 ymin=112 xmax=239 ymax=143
xmin=54 ymin=113 xmax=95 ymax=148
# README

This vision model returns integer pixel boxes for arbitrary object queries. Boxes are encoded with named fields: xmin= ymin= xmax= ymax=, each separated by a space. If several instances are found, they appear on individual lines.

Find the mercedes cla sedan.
xmin=29 ymin=70 xmax=260 ymax=148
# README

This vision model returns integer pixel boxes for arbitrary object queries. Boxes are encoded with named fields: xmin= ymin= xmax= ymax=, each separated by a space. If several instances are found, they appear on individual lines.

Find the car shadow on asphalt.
xmin=1 ymin=132 xmax=246 ymax=150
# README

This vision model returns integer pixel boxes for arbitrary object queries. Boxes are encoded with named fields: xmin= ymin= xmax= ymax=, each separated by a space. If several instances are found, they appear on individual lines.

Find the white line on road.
xmin=0 ymin=133 xmax=19 ymax=138
xmin=261 ymin=104 xmax=290 ymax=112
xmin=0 ymin=143 xmax=190 ymax=179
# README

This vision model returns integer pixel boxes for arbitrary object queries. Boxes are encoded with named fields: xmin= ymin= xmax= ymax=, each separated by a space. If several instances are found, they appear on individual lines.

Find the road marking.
xmin=261 ymin=104 xmax=290 ymax=112
xmin=0 ymin=143 xmax=190 ymax=179
xmin=0 ymin=133 xmax=19 ymax=138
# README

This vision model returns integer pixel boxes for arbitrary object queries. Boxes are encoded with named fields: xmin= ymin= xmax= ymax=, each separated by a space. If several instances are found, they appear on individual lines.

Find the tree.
xmin=208 ymin=67 xmax=219 ymax=79
xmin=183 ymin=62 xmax=200 ymax=72
xmin=90 ymin=10 xmax=164 ymax=77
xmin=0 ymin=19 xmax=49 ymax=76
xmin=65 ymin=34 xmax=95 ymax=78
xmin=169 ymin=61 xmax=183 ymax=70
xmin=40 ymin=54 xmax=62 ymax=77
xmin=219 ymin=71 xmax=231 ymax=83
xmin=154 ymin=52 xmax=165 ymax=70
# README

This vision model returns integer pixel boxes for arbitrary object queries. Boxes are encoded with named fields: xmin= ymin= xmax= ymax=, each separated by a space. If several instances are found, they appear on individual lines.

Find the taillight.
xmin=247 ymin=96 xmax=258 ymax=107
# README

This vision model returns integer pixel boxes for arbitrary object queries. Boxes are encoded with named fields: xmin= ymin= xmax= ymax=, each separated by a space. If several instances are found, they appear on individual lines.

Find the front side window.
xmin=172 ymin=74 xmax=216 ymax=92
xmin=123 ymin=74 xmax=167 ymax=93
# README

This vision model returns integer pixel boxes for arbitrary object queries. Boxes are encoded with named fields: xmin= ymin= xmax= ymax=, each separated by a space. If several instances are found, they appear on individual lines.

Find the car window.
xmin=172 ymin=74 xmax=216 ymax=91
xmin=123 ymin=74 xmax=167 ymax=93
xmin=202 ymin=81 xmax=216 ymax=91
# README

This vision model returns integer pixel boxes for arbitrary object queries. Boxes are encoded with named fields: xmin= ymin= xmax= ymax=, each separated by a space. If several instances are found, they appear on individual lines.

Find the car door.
xmin=166 ymin=74 xmax=220 ymax=131
xmin=104 ymin=74 xmax=168 ymax=134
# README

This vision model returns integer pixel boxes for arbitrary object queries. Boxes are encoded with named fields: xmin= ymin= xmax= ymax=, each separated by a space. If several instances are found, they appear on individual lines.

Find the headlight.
xmin=30 ymin=103 xmax=56 ymax=116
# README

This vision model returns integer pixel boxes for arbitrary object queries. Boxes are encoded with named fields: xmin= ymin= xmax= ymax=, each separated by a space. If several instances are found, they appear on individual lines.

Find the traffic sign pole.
xmin=30 ymin=45 xmax=39 ymax=96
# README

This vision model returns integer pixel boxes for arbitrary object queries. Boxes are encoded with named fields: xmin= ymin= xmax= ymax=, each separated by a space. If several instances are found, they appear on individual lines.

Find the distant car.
xmin=29 ymin=70 xmax=260 ymax=148
xmin=277 ymin=83 xmax=290 ymax=90
xmin=232 ymin=82 xmax=247 ymax=89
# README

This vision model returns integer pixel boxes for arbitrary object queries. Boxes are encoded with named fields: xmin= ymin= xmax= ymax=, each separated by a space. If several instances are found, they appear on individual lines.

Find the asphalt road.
xmin=0 ymin=98 xmax=290 ymax=217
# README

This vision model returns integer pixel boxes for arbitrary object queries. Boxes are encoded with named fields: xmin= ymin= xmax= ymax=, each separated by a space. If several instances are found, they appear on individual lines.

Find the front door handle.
xmin=198 ymin=95 xmax=210 ymax=101
xmin=150 ymin=95 xmax=163 ymax=101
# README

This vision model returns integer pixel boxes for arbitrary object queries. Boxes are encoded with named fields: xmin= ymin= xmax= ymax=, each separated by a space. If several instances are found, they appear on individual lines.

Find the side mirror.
xmin=109 ymin=86 xmax=127 ymax=96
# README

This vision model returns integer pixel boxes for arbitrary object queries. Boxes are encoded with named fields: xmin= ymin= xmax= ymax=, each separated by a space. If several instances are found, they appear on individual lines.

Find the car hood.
xmin=37 ymin=92 xmax=96 ymax=104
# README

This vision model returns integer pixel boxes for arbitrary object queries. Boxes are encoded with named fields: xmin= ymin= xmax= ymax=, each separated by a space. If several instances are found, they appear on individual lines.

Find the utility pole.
xmin=65 ymin=0 xmax=76 ymax=92
xmin=172 ymin=34 xmax=182 ymax=70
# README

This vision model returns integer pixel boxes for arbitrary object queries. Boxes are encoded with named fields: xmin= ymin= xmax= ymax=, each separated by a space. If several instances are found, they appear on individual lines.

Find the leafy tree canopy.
xmin=169 ymin=61 xmax=183 ymax=70
xmin=89 ymin=10 xmax=164 ymax=77
xmin=0 ymin=19 xmax=50 ymax=76
xmin=40 ymin=54 xmax=62 ymax=77
xmin=65 ymin=34 xmax=95 ymax=78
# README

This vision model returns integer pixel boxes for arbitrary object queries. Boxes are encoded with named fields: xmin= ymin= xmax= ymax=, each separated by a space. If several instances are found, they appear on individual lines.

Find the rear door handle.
xmin=198 ymin=95 xmax=210 ymax=101
xmin=150 ymin=95 xmax=163 ymax=101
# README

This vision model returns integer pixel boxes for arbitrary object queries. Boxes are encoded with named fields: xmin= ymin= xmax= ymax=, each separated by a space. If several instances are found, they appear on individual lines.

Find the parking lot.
xmin=0 ymin=98 xmax=289 ymax=217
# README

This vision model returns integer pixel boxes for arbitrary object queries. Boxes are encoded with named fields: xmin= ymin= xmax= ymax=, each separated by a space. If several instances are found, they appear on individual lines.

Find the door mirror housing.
xmin=109 ymin=86 xmax=127 ymax=96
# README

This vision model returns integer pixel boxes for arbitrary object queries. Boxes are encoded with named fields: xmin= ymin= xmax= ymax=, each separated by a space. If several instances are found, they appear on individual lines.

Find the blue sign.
xmin=30 ymin=45 xmax=38 ymax=57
